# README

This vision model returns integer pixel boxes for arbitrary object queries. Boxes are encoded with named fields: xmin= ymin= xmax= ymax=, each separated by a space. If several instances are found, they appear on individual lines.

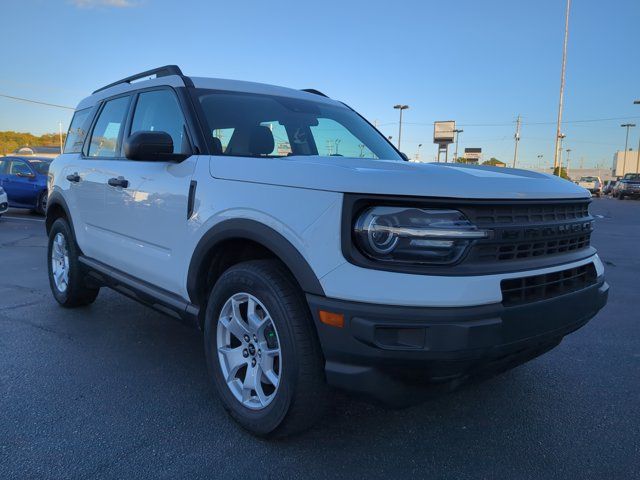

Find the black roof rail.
xmin=93 ymin=65 xmax=189 ymax=94
xmin=301 ymin=88 xmax=329 ymax=98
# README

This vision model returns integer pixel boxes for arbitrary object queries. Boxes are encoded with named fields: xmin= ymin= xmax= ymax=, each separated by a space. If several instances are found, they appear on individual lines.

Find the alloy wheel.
xmin=51 ymin=232 xmax=69 ymax=292
xmin=216 ymin=292 xmax=282 ymax=410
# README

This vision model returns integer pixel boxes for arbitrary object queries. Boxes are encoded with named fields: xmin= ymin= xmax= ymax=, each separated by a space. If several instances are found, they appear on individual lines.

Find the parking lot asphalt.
xmin=1 ymin=198 xmax=639 ymax=480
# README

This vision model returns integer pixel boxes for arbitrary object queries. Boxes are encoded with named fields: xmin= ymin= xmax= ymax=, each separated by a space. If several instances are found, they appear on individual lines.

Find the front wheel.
xmin=204 ymin=259 xmax=327 ymax=437
xmin=48 ymin=218 xmax=100 ymax=307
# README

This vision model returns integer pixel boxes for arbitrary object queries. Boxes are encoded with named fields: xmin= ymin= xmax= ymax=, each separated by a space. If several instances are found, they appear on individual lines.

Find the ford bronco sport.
xmin=46 ymin=65 xmax=609 ymax=437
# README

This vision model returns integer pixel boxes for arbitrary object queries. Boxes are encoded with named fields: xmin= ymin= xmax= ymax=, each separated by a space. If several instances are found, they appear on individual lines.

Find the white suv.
xmin=46 ymin=66 xmax=608 ymax=437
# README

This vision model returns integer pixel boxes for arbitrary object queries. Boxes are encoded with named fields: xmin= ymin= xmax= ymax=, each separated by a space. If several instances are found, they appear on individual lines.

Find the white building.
xmin=612 ymin=150 xmax=640 ymax=177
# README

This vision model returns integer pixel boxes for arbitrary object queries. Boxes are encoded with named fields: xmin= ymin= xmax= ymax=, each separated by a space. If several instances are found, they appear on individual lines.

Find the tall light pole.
xmin=416 ymin=143 xmax=423 ymax=161
xmin=537 ymin=154 xmax=544 ymax=170
xmin=453 ymin=129 xmax=463 ymax=162
xmin=620 ymin=123 xmax=636 ymax=176
xmin=393 ymin=104 xmax=409 ymax=151
xmin=553 ymin=0 xmax=571 ymax=175
xmin=634 ymin=100 xmax=640 ymax=173
xmin=565 ymin=148 xmax=572 ymax=179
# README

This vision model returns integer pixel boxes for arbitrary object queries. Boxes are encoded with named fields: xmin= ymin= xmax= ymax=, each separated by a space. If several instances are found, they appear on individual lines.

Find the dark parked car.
xmin=602 ymin=180 xmax=616 ymax=196
xmin=0 ymin=156 xmax=51 ymax=214
xmin=613 ymin=173 xmax=640 ymax=200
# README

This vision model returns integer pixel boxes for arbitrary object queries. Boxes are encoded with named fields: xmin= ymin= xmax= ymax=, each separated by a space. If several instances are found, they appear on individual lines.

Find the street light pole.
xmin=393 ymin=104 xmax=409 ymax=151
xmin=565 ymin=148 xmax=572 ymax=179
xmin=537 ymin=154 xmax=544 ymax=170
xmin=416 ymin=143 xmax=423 ymax=161
xmin=620 ymin=123 xmax=636 ymax=176
xmin=553 ymin=0 xmax=571 ymax=175
xmin=453 ymin=129 xmax=463 ymax=163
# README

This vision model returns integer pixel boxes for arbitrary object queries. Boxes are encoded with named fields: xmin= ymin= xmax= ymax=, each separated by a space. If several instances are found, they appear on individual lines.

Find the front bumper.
xmin=307 ymin=277 xmax=608 ymax=403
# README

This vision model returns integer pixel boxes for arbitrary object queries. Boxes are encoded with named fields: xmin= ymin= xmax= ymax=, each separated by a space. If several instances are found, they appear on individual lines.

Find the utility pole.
xmin=620 ymin=123 xmax=635 ymax=176
xmin=453 ymin=129 xmax=463 ymax=163
xmin=393 ymin=104 xmax=409 ymax=151
xmin=557 ymin=134 xmax=566 ymax=175
xmin=553 ymin=0 xmax=571 ymax=175
xmin=512 ymin=115 xmax=521 ymax=168
xmin=634 ymin=100 xmax=640 ymax=173
xmin=58 ymin=121 xmax=63 ymax=154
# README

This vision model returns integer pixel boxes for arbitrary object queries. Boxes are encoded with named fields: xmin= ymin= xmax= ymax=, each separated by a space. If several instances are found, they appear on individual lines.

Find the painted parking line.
xmin=1 ymin=215 xmax=45 ymax=223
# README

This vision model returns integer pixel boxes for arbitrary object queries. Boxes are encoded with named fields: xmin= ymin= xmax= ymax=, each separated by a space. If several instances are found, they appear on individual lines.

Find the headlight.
xmin=353 ymin=206 xmax=489 ymax=265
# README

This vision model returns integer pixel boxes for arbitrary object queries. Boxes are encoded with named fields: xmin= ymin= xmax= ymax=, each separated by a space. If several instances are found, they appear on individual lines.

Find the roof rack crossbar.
xmin=93 ymin=65 xmax=185 ymax=94
xmin=301 ymin=88 xmax=329 ymax=98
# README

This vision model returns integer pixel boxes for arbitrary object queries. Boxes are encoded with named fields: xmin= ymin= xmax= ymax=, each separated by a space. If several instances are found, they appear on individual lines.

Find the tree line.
xmin=0 ymin=131 xmax=66 ymax=156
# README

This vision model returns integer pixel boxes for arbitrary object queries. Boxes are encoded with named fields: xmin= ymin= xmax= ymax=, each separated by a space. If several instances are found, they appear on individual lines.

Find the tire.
xmin=204 ymin=259 xmax=327 ymax=438
xmin=48 ymin=218 xmax=100 ymax=307
xmin=35 ymin=190 xmax=48 ymax=215
xmin=619 ymin=194 xmax=625 ymax=200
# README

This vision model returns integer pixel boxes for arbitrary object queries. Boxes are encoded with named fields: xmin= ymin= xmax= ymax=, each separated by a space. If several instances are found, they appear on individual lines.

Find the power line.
xmin=383 ymin=115 xmax=640 ymax=128
xmin=0 ymin=93 xmax=74 ymax=110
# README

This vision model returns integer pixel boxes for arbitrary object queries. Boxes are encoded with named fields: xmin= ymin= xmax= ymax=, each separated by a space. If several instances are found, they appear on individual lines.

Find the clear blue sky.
xmin=1 ymin=0 xmax=639 ymax=168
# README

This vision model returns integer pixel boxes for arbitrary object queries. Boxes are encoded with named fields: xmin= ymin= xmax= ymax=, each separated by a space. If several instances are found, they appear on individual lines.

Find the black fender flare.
xmin=45 ymin=191 xmax=75 ymax=237
xmin=187 ymin=219 xmax=325 ymax=303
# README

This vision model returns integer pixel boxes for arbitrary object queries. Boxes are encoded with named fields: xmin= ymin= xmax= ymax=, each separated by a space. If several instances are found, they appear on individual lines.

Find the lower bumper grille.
xmin=500 ymin=263 xmax=597 ymax=306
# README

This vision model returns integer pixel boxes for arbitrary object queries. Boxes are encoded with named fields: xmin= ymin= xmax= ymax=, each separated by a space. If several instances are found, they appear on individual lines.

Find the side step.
xmin=79 ymin=256 xmax=200 ymax=328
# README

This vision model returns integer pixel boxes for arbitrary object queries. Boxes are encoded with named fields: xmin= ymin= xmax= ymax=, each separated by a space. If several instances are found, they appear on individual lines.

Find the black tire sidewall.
xmin=204 ymin=265 xmax=302 ymax=436
xmin=47 ymin=218 xmax=93 ymax=306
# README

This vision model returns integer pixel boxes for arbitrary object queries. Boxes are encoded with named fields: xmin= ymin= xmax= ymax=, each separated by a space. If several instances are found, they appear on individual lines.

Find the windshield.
xmin=196 ymin=90 xmax=402 ymax=161
xmin=27 ymin=159 xmax=51 ymax=175
xmin=623 ymin=173 xmax=640 ymax=181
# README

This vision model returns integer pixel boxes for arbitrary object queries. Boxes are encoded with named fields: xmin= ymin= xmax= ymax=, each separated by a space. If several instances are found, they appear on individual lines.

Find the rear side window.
xmin=64 ymin=108 xmax=92 ymax=154
xmin=130 ymin=90 xmax=187 ymax=153
xmin=88 ymin=96 xmax=130 ymax=158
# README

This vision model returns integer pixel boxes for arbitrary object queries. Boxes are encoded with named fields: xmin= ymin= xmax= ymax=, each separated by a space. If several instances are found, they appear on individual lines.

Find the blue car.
xmin=0 ymin=156 xmax=51 ymax=215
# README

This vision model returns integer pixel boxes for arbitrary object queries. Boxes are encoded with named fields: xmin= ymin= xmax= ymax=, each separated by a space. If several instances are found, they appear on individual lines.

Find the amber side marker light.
xmin=318 ymin=310 xmax=345 ymax=328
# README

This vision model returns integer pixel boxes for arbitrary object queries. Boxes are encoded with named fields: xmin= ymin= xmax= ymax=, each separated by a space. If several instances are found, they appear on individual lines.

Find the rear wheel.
xmin=35 ymin=190 xmax=48 ymax=215
xmin=48 ymin=218 xmax=100 ymax=307
xmin=204 ymin=259 xmax=327 ymax=437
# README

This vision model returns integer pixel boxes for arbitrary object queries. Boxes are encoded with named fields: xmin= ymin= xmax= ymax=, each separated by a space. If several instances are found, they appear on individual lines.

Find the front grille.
xmin=501 ymin=263 xmax=597 ymax=306
xmin=465 ymin=202 xmax=590 ymax=225
xmin=476 ymin=233 xmax=591 ymax=261
xmin=459 ymin=200 xmax=593 ymax=264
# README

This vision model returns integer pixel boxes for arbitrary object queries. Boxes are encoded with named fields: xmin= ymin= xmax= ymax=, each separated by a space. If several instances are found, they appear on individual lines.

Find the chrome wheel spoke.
xmin=220 ymin=312 xmax=250 ymax=342
xmin=218 ymin=346 xmax=247 ymax=381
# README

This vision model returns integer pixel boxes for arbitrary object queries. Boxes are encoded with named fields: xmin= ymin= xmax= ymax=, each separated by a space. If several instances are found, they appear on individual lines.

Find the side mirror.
xmin=124 ymin=131 xmax=188 ymax=162
xmin=16 ymin=171 xmax=35 ymax=179
xmin=400 ymin=152 xmax=410 ymax=162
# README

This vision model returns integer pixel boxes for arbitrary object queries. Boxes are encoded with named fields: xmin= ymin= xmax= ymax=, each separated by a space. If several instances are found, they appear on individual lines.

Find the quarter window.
xmin=88 ymin=96 xmax=130 ymax=158
xmin=64 ymin=108 xmax=92 ymax=154
xmin=130 ymin=90 xmax=187 ymax=154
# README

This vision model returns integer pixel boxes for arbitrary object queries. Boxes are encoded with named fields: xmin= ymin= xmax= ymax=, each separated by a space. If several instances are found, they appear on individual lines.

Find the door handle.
xmin=66 ymin=173 xmax=81 ymax=183
xmin=108 ymin=177 xmax=129 ymax=188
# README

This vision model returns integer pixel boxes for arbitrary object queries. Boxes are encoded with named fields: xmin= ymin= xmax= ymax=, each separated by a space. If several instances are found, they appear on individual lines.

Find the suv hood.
xmin=210 ymin=156 xmax=590 ymax=200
